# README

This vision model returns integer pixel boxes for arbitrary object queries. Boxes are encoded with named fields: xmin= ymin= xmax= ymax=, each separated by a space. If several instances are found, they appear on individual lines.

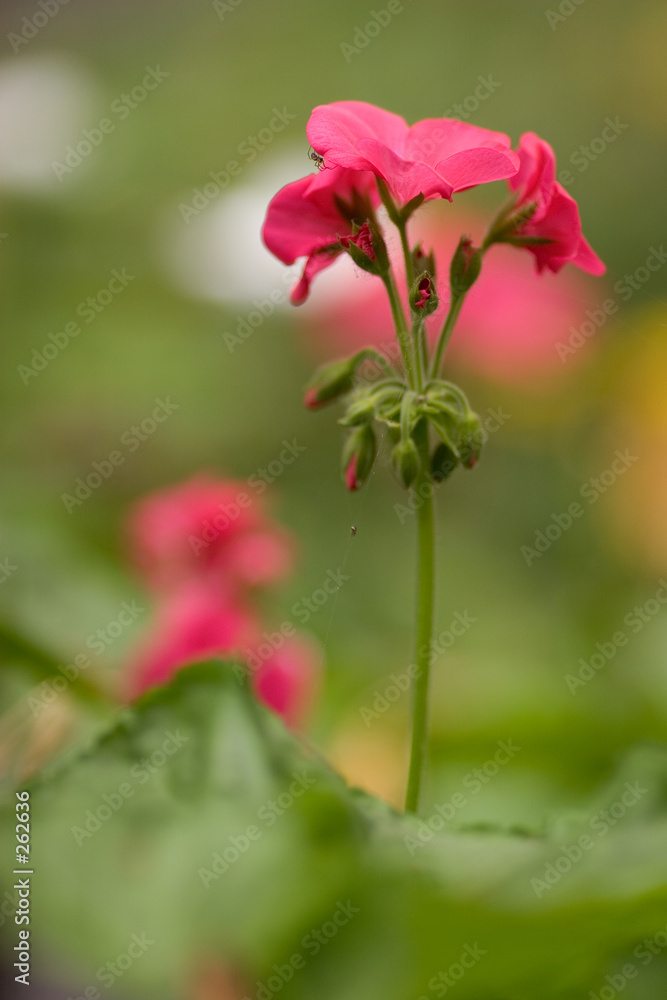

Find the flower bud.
xmin=342 ymin=424 xmax=376 ymax=491
xmin=304 ymin=358 xmax=356 ymax=409
xmin=457 ymin=413 xmax=484 ymax=469
xmin=431 ymin=442 xmax=459 ymax=483
xmin=392 ymin=438 xmax=420 ymax=489
xmin=409 ymin=272 xmax=439 ymax=316
xmin=412 ymin=243 xmax=436 ymax=279
xmin=450 ymin=236 xmax=482 ymax=298
xmin=340 ymin=220 xmax=389 ymax=275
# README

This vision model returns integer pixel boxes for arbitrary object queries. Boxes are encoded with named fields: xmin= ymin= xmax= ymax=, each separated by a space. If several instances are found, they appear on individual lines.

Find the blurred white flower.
xmin=0 ymin=54 xmax=96 ymax=191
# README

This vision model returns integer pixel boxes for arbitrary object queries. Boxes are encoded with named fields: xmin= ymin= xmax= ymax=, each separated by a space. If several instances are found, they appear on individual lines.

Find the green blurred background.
xmin=1 ymin=0 xmax=667 ymax=993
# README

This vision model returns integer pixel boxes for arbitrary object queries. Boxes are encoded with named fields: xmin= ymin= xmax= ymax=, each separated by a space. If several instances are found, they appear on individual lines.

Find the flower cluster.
xmin=123 ymin=475 xmax=319 ymax=727
xmin=262 ymin=101 xmax=605 ymax=491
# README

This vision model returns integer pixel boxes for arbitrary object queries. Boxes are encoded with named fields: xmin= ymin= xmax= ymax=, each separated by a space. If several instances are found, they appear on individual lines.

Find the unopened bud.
xmin=412 ymin=243 xmax=436 ymax=279
xmin=450 ymin=236 xmax=482 ymax=298
xmin=409 ymin=272 xmax=438 ymax=316
xmin=341 ymin=222 xmax=380 ymax=274
xmin=458 ymin=413 xmax=484 ymax=469
xmin=392 ymin=438 xmax=420 ymax=489
xmin=342 ymin=424 xmax=376 ymax=491
xmin=304 ymin=358 xmax=356 ymax=409
xmin=431 ymin=442 xmax=459 ymax=483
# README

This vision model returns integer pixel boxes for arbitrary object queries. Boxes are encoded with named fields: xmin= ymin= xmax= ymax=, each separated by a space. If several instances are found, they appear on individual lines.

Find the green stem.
xmin=404 ymin=425 xmax=436 ymax=814
xmin=413 ymin=315 xmax=428 ymax=384
xmin=398 ymin=219 xmax=415 ymax=288
xmin=382 ymin=271 xmax=417 ymax=389
xmin=430 ymin=294 xmax=465 ymax=378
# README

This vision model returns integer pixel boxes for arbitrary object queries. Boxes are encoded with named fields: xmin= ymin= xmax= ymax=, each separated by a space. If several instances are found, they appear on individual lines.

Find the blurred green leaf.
xmin=5 ymin=663 xmax=667 ymax=999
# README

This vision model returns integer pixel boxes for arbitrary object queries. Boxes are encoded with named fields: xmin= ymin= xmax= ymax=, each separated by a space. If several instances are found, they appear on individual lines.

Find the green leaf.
xmin=6 ymin=663 xmax=667 ymax=1000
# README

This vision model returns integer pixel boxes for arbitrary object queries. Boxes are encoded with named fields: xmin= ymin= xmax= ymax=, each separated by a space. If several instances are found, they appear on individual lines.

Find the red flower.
xmin=126 ymin=475 xmax=293 ymax=593
xmin=262 ymin=164 xmax=380 ymax=304
xmin=507 ymin=132 xmax=605 ymax=275
xmin=125 ymin=580 xmax=257 ymax=698
xmin=306 ymin=100 xmax=519 ymax=206
xmin=123 ymin=476 xmax=320 ymax=729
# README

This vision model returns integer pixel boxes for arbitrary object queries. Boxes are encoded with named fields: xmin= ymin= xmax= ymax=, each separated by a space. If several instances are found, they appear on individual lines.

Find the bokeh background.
xmin=1 ymin=0 xmax=667 ymax=996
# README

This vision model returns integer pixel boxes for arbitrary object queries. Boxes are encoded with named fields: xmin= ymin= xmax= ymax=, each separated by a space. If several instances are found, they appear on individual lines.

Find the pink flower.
xmin=126 ymin=475 xmax=293 ymax=593
xmin=124 ymin=583 xmax=319 ymax=728
xmin=507 ymin=132 xmax=605 ymax=275
xmin=262 ymin=164 xmax=380 ymax=304
xmin=123 ymin=476 xmax=321 ymax=729
xmin=295 ymin=207 xmax=603 ymax=386
xmin=252 ymin=636 xmax=320 ymax=729
xmin=306 ymin=101 xmax=520 ymax=206
xmin=125 ymin=580 xmax=257 ymax=698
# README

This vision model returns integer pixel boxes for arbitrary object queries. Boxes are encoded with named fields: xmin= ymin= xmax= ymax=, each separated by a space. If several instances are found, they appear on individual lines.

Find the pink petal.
xmin=436 ymin=146 xmax=521 ymax=193
xmin=307 ymin=100 xmax=409 ymax=168
xmin=262 ymin=175 xmax=342 ymax=265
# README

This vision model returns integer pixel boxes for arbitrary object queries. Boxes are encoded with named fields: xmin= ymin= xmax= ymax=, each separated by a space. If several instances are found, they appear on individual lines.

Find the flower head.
xmin=505 ymin=132 xmax=605 ymax=275
xmin=307 ymin=100 xmax=520 ymax=207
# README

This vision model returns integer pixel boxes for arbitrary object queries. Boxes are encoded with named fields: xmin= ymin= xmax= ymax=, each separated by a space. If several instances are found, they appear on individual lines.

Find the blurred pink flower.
xmin=252 ymin=636 xmax=321 ymax=729
xmin=125 ymin=579 xmax=257 ymax=698
xmin=123 ymin=475 xmax=320 ymax=728
xmin=296 ymin=207 xmax=602 ymax=385
xmin=507 ymin=132 xmax=605 ymax=276
xmin=306 ymin=101 xmax=520 ymax=205
xmin=125 ymin=582 xmax=319 ymax=728
xmin=126 ymin=475 xmax=293 ymax=593
xmin=262 ymin=164 xmax=380 ymax=304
